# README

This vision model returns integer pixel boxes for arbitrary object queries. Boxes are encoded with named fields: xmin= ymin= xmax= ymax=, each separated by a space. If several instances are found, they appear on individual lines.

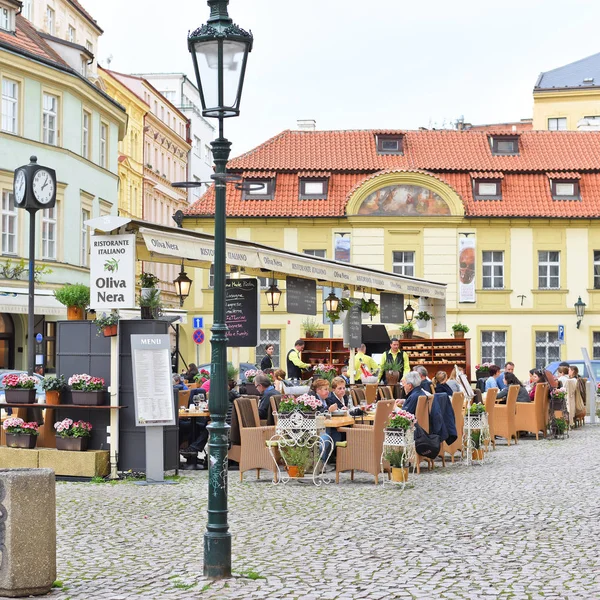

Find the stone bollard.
xmin=0 ymin=468 xmax=56 ymax=598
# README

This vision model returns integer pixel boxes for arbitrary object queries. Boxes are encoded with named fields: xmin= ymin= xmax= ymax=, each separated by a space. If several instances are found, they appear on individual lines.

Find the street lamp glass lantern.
xmin=575 ymin=296 xmax=586 ymax=319
xmin=325 ymin=292 xmax=340 ymax=313
xmin=174 ymin=268 xmax=193 ymax=307
xmin=404 ymin=303 xmax=415 ymax=323
xmin=265 ymin=282 xmax=281 ymax=311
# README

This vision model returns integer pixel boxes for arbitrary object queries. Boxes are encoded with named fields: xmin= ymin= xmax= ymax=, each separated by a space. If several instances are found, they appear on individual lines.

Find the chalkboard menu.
xmin=225 ymin=278 xmax=259 ymax=347
xmin=343 ymin=298 xmax=362 ymax=347
xmin=380 ymin=292 xmax=404 ymax=324
xmin=286 ymin=276 xmax=317 ymax=315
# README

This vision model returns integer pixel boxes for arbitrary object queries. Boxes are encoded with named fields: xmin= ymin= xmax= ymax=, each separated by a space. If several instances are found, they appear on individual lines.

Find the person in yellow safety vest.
xmin=354 ymin=344 xmax=379 ymax=382
xmin=378 ymin=338 xmax=410 ymax=384
xmin=286 ymin=339 xmax=311 ymax=380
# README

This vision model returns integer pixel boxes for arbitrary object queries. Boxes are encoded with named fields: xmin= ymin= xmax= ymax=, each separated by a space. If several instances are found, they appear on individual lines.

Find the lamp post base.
xmin=203 ymin=532 xmax=231 ymax=579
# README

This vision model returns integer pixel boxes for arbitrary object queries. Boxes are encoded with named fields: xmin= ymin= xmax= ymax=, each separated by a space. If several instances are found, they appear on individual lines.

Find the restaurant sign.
xmin=90 ymin=234 xmax=136 ymax=310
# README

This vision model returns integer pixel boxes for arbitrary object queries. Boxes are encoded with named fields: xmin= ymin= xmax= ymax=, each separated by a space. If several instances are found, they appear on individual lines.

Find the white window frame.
xmin=256 ymin=329 xmax=281 ymax=368
xmin=42 ymin=207 xmax=57 ymax=260
xmin=538 ymin=251 xmax=560 ymax=289
xmin=22 ymin=0 xmax=32 ymax=20
xmin=1 ymin=78 xmax=18 ymax=134
xmin=42 ymin=93 xmax=58 ymax=145
xmin=86 ymin=40 xmax=93 ymax=53
xmin=0 ymin=7 xmax=9 ymax=31
xmin=204 ymin=144 xmax=211 ymax=164
xmin=303 ymin=249 xmax=326 ymax=258
xmin=194 ymin=135 xmax=201 ymax=157
xmin=67 ymin=24 xmax=76 ymax=43
xmin=482 ymin=251 xmax=504 ymax=289
xmin=480 ymin=331 xmax=506 ymax=368
xmin=46 ymin=6 xmax=54 ymax=35
xmin=100 ymin=122 xmax=108 ymax=168
xmin=82 ymin=110 xmax=90 ymax=158
xmin=535 ymin=331 xmax=560 ymax=369
xmin=81 ymin=208 xmax=90 ymax=266
xmin=548 ymin=117 xmax=567 ymax=131
xmin=1 ymin=190 xmax=17 ymax=255
xmin=594 ymin=250 xmax=600 ymax=290
xmin=392 ymin=251 xmax=415 ymax=277
xmin=593 ymin=331 xmax=600 ymax=360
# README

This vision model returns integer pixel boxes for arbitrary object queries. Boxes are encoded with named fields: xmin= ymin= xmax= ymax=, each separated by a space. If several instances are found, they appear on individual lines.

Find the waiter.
xmin=260 ymin=344 xmax=275 ymax=371
xmin=354 ymin=344 xmax=379 ymax=382
xmin=286 ymin=339 xmax=311 ymax=380
xmin=378 ymin=338 xmax=410 ymax=384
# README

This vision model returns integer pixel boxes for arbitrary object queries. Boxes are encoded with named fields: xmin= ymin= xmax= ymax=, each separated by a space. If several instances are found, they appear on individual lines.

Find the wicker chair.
xmin=515 ymin=382 xmax=547 ymax=440
xmin=335 ymin=399 xmax=394 ymax=485
xmin=413 ymin=395 xmax=446 ymax=473
xmin=377 ymin=386 xmax=393 ymax=402
xmin=441 ymin=392 xmax=464 ymax=462
xmin=494 ymin=385 xmax=518 ymax=445
xmin=484 ymin=388 xmax=497 ymax=450
xmin=230 ymin=397 xmax=277 ymax=482
xmin=364 ymin=384 xmax=378 ymax=404
xmin=177 ymin=390 xmax=190 ymax=411
xmin=268 ymin=395 xmax=282 ymax=426
xmin=350 ymin=387 xmax=366 ymax=406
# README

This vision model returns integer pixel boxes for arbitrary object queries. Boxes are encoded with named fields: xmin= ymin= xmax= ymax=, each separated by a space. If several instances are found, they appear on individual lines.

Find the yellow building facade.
xmin=181 ymin=129 xmax=600 ymax=381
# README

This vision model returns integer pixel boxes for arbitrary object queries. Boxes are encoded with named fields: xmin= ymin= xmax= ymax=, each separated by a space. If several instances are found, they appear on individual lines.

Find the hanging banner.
xmin=90 ymin=234 xmax=136 ymax=310
xmin=458 ymin=236 xmax=476 ymax=303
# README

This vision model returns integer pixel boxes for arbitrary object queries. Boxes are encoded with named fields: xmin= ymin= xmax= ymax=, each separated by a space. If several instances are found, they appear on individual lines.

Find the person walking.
xmin=286 ymin=339 xmax=311 ymax=380
xmin=378 ymin=338 xmax=410 ymax=384
xmin=260 ymin=344 xmax=275 ymax=371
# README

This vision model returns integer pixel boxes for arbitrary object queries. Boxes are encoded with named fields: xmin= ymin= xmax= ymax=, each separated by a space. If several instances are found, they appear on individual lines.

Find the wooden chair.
xmin=441 ymin=392 xmax=464 ymax=462
xmin=494 ymin=385 xmax=518 ymax=445
xmin=230 ymin=397 xmax=277 ymax=482
xmin=377 ymin=386 xmax=393 ymax=402
xmin=187 ymin=382 xmax=199 ymax=389
xmin=267 ymin=395 xmax=282 ymax=426
xmin=364 ymin=384 xmax=378 ymax=404
xmin=414 ymin=395 xmax=446 ymax=473
xmin=335 ymin=400 xmax=394 ymax=485
xmin=515 ymin=382 xmax=547 ymax=440
xmin=350 ymin=387 xmax=366 ymax=406
xmin=484 ymin=388 xmax=497 ymax=450
xmin=177 ymin=390 xmax=190 ymax=411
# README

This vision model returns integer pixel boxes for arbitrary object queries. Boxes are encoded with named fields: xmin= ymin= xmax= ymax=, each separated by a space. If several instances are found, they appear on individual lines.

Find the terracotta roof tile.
xmin=298 ymin=170 xmax=331 ymax=178
xmin=545 ymin=172 xmax=581 ymax=179
xmin=241 ymin=171 xmax=276 ymax=179
xmin=470 ymin=171 xmax=505 ymax=179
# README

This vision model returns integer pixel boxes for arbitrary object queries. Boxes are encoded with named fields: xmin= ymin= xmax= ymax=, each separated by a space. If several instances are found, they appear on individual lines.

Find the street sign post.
xmin=193 ymin=316 xmax=204 ymax=329
xmin=193 ymin=329 xmax=205 ymax=345
xmin=557 ymin=324 xmax=565 ymax=345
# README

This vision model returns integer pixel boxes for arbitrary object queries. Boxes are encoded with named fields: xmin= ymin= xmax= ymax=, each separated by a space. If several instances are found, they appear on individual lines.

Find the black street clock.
xmin=13 ymin=156 xmax=57 ymax=210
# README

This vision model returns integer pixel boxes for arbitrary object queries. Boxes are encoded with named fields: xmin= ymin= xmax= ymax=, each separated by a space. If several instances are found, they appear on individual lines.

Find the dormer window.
xmin=0 ymin=1 xmax=17 ymax=33
xmin=0 ymin=7 xmax=9 ymax=31
xmin=551 ymin=180 xmax=580 ymax=200
xmin=376 ymin=134 xmax=403 ymax=155
xmin=299 ymin=178 xmax=328 ymax=200
xmin=473 ymin=180 xmax=502 ymax=200
xmin=242 ymin=178 xmax=275 ymax=200
xmin=490 ymin=135 xmax=519 ymax=155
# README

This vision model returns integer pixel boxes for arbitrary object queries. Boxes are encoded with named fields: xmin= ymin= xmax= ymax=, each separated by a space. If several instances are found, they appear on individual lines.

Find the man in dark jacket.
xmin=401 ymin=372 xmax=425 ymax=415
xmin=256 ymin=373 xmax=279 ymax=420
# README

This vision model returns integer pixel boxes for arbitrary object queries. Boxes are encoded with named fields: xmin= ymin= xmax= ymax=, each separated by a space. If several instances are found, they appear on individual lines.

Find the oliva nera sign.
xmin=90 ymin=234 xmax=136 ymax=310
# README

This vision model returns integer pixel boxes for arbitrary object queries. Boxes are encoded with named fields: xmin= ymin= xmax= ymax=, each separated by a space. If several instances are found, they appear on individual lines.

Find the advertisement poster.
xmin=458 ymin=236 xmax=476 ymax=303
xmin=90 ymin=234 xmax=136 ymax=310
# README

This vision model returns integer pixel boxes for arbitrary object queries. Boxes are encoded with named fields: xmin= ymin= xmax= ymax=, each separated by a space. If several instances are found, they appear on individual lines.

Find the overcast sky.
xmin=81 ymin=0 xmax=600 ymax=157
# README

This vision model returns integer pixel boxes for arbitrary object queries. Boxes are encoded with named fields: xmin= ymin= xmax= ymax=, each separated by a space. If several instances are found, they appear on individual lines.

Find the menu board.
xmin=131 ymin=334 xmax=176 ymax=427
xmin=225 ymin=278 xmax=259 ymax=347
xmin=380 ymin=292 xmax=404 ymax=324
xmin=286 ymin=276 xmax=317 ymax=315
xmin=343 ymin=298 xmax=362 ymax=347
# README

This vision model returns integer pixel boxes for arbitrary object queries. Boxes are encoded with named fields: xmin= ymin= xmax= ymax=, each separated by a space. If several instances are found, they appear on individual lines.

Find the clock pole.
xmin=26 ymin=207 xmax=36 ymax=376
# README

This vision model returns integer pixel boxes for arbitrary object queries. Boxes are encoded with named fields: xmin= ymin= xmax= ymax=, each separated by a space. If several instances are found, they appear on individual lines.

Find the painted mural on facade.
xmin=357 ymin=184 xmax=451 ymax=216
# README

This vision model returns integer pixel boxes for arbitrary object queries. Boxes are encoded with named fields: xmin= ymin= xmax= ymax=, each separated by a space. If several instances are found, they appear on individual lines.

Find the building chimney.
xmin=297 ymin=119 xmax=316 ymax=131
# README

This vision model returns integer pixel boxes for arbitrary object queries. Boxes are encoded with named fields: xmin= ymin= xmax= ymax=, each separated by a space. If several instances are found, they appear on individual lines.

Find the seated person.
xmin=496 ymin=373 xmax=531 ymax=403
xmin=433 ymin=371 xmax=454 ymax=397
xmin=327 ymin=376 xmax=352 ymax=411
xmin=340 ymin=366 xmax=351 ymax=385
xmin=556 ymin=366 xmax=570 ymax=388
xmin=485 ymin=365 xmax=501 ymax=391
xmin=173 ymin=374 xmax=188 ymax=391
xmin=447 ymin=368 xmax=462 ymax=393
xmin=528 ymin=370 xmax=548 ymax=400
xmin=256 ymin=373 xmax=279 ymax=420
xmin=310 ymin=378 xmax=330 ymax=411
xmin=399 ymin=372 xmax=425 ymax=415
xmin=413 ymin=366 xmax=433 ymax=394
xmin=273 ymin=369 xmax=288 ymax=394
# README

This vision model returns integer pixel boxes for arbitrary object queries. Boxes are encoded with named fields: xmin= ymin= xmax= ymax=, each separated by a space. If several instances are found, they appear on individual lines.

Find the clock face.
xmin=32 ymin=169 xmax=55 ymax=205
xmin=14 ymin=170 xmax=26 ymax=204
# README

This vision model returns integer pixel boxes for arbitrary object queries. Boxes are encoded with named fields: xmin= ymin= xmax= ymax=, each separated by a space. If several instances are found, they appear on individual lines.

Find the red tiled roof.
xmin=546 ymin=172 xmax=581 ymax=180
xmin=298 ymin=170 xmax=331 ymax=178
xmin=185 ymin=129 xmax=600 ymax=219
xmin=0 ymin=15 xmax=68 ymax=67
xmin=242 ymin=171 xmax=276 ymax=179
xmin=228 ymin=129 xmax=600 ymax=172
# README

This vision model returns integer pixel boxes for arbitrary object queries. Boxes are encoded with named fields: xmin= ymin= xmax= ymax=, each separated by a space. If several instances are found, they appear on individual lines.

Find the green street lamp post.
xmin=188 ymin=0 xmax=253 ymax=579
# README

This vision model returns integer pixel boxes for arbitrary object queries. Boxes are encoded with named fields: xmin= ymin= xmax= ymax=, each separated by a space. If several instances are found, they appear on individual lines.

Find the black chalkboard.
xmin=225 ymin=278 xmax=259 ymax=347
xmin=286 ymin=276 xmax=317 ymax=315
xmin=343 ymin=298 xmax=362 ymax=347
xmin=380 ymin=293 xmax=404 ymax=324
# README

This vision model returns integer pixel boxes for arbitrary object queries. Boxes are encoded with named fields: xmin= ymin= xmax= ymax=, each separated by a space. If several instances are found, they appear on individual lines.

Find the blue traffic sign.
xmin=193 ymin=316 xmax=203 ymax=329
xmin=35 ymin=333 xmax=43 ymax=343
xmin=558 ymin=324 xmax=565 ymax=345
xmin=193 ymin=329 xmax=205 ymax=345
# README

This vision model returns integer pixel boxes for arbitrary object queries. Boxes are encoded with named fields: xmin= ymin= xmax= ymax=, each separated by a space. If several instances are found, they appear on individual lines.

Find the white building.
xmin=136 ymin=73 xmax=216 ymax=203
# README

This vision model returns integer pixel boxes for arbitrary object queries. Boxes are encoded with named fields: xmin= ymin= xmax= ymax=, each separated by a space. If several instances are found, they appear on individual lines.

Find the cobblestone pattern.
xmin=22 ymin=427 xmax=600 ymax=600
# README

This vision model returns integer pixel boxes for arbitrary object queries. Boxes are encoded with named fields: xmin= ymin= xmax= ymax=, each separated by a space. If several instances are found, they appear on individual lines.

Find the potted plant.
xmin=360 ymin=298 xmax=379 ymax=319
xmin=401 ymin=322 xmax=415 ymax=339
xmin=386 ymin=408 xmax=416 ymax=432
xmin=279 ymin=444 xmax=313 ymax=478
xmin=242 ymin=369 xmax=259 ymax=395
xmin=277 ymin=393 xmax=323 ymax=418
xmin=470 ymin=430 xmax=484 ymax=460
xmin=554 ymin=417 xmax=567 ymax=436
xmin=95 ymin=312 xmax=119 ymax=337
xmin=415 ymin=311 xmax=434 ymax=329
xmin=475 ymin=362 xmax=492 ymax=380
xmin=384 ymin=447 xmax=409 ymax=482
xmin=1 ymin=373 xmax=37 ymax=404
xmin=53 ymin=284 xmax=90 ymax=320
xmin=452 ymin=323 xmax=470 ymax=339
xmin=382 ymin=360 xmax=401 ymax=385
xmin=313 ymin=363 xmax=337 ymax=383
xmin=301 ymin=317 xmax=323 ymax=338
xmin=326 ymin=298 xmax=352 ymax=324
xmin=54 ymin=418 xmax=92 ymax=451
xmin=227 ymin=363 xmax=239 ymax=386
xmin=41 ymin=374 xmax=67 ymax=405
xmin=138 ymin=288 xmax=162 ymax=320
xmin=68 ymin=374 xmax=106 ymax=406
xmin=467 ymin=402 xmax=486 ymax=417
xmin=194 ymin=369 xmax=211 ymax=386
xmin=549 ymin=387 xmax=567 ymax=411
xmin=3 ymin=417 xmax=39 ymax=449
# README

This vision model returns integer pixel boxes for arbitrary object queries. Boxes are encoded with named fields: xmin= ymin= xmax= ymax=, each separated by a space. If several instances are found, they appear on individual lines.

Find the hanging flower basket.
xmin=103 ymin=324 xmax=118 ymax=337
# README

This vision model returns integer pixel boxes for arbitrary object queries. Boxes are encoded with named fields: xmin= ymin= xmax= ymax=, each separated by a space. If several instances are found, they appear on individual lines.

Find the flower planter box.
xmin=475 ymin=370 xmax=489 ymax=380
xmin=5 ymin=389 xmax=36 ymax=404
xmin=67 ymin=306 xmax=85 ymax=320
xmin=102 ymin=324 xmax=118 ymax=337
xmin=243 ymin=383 xmax=258 ymax=396
xmin=391 ymin=467 xmax=409 ymax=482
xmin=55 ymin=436 xmax=89 ymax=451
xmin=5 ymin=433 xmax=37 ymax=449
xmin=71 ymin=390 xmax=105 ymax=406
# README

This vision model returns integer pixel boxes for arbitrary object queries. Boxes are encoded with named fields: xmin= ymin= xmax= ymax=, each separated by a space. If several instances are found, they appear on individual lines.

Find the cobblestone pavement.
xmin=23 ymin=426 xmax=600 ymax=600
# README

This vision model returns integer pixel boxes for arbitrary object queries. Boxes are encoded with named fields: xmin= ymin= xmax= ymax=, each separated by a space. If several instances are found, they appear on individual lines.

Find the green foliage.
xmin=280 ymin=444 xmax=312 ymax=469
xmin=52 ymin=581 xmax=64 ymax=589
xmin=468 ymin=403 xmax=486 ymax=415
xmin=138 ymin=288 xmax=162 ymax=308
xmin=53 ymin=284 xmax=90 ymax=308
xmin=415 ymin=311 xmax=433 ymax=322
xmin=384 ymin=448 xmax=407 ymax=468
xmin=401 ymin=322 xmax=415 ymax=333
xmin=301 ymin=317 xmax=322 ymax=335
xmin=227 ymin=362 xmax=239 ymax=381
xmin=383 ymin=361 xmax=400 ymax=372
xmin=470 ymin=430 xmax=481 ymax=448
xmin=555 ymin=417 xmax=567 ymax=434
xmin=452 ymin=322 xmax=470 ymax=333
xmin=360 ymin=298 xmax=379 ymax=317
xmin=42 ymin=374 xmax=67 ymax=391
xmin=326 ymin=297 xmax=353 ymax=323
xmin=0 ymin=258 xmax=52 ymax=284
xmin=139 ymin=272 xmax=160 ymax=288
xmin=95 ymin=311 xmax=119 ymax=333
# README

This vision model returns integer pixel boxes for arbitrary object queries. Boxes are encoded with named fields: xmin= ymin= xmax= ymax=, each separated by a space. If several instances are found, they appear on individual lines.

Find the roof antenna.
xmin=106 ymin=54 xmax=113 ymax=67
